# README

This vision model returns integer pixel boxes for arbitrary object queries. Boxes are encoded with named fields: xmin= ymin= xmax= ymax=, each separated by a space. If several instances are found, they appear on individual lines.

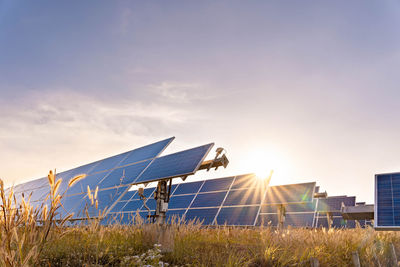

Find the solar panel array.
xmin=7 ymin=137 xmax=215 ymax=221
xmin=7 ymin=136 xmax=368 ymax=228
xmin=106 ymin=174 xmax=265 ymax=226
xmin=375 ymin=173 xmax=400 ymax=230
xmin=105 ymin=176 xmax=322 ymax=227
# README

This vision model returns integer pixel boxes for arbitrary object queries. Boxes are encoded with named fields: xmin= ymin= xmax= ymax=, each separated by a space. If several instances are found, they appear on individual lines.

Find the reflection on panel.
xmin=265 ymin=182 xmax=315 ymax=204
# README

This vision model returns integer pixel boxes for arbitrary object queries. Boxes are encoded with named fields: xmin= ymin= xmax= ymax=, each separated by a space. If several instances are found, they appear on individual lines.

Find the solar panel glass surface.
xmin=134 ymin=143 xmax=213 ymax=184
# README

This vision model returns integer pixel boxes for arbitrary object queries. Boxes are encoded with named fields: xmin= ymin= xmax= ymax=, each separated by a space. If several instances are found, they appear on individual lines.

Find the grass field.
xmin=1 ymin=172 xmax=399 ymax=266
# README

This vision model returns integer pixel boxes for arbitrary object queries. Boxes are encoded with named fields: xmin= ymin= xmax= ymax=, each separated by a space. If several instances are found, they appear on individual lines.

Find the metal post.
xmin=277 ymin=204 xmax=286 ymax=230
xmin=155 ymin=180 xmax=169 ymax=225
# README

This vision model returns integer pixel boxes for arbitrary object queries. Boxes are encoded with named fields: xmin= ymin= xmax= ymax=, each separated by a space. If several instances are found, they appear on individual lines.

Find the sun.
xmin=239 ymin=148 xmax=292 ymax=185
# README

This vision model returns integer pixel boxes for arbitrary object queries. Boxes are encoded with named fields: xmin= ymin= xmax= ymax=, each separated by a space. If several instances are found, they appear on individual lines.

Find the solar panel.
xmin=375 ymin=172 xmax=400 ymax=230
xmin=110 ymin=175 xmax=325 ymax=227
xmin=264 ymin=182 xmax=316 ymax=204
xmin=134 ymin=143 xmax=214 ymax=184
xmin=8 ymin=137 xmax=175 ymax=218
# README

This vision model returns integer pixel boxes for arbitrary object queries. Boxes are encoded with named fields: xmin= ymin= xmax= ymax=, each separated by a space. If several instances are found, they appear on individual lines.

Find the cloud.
xmin=0 ymin=85 xmax=213 ymax=184
xmin=151 ymin=81 xmax=218 ymax=104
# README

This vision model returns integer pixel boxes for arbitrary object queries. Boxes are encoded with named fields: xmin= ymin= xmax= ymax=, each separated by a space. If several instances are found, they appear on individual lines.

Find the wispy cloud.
xmin=151 ymin=81 xmax=219 ymax=104
xmin=0 ymin=86 xmax=211 ymax=184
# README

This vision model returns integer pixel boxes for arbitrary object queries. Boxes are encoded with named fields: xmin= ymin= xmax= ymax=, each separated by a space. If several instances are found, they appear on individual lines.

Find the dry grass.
xmin=2 ymin=171 xmax=400 ymax=266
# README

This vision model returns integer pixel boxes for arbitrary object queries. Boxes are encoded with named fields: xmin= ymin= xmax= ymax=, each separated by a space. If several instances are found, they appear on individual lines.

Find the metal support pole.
xmin=277 ymin=204 xmax=286 ymax=230
xmin=155 ymin=180 xmax=169 ymax=225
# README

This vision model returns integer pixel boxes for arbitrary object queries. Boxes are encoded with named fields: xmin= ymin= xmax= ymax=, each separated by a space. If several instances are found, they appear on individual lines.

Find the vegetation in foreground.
xmin=1 ymin=171 xmax=400 ymax=266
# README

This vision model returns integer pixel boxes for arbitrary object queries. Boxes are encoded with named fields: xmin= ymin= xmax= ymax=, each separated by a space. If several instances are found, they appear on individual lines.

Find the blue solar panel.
xmin=223 ymin=188 xmax=264 ymax=206
xmin=191 ymin=192 xmax=227 ymax=208
xmin=186 ymin=208 xmax=219 ymax=225
xmin=216 ymin=206 xmax=259 ymax=226
xmin=375 ymin=173 xmax=400 ymax=229
xmin=200 ymin=177 xmax=233 ymax=192
xmin=134 ymin=143 xmax=214 ymax=184
xmin=265 ymin=182 xmax=315 ymax=204
xmin=9 ymin=137 xmax=175 ymax=219
xmin=99 ymin=160 xmax=151 ymax=189
xmin=118 ymin=137 xmax=174 ymax=167
xmin=173 ymin=181 xmax=203 ymax=195
xmin=168 ymin=194 xmax=196 ymax=209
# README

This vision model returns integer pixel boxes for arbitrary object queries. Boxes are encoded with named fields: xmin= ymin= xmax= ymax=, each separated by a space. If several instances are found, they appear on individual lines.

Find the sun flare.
xmin=239 ymin=148 xmax=292 ymax=185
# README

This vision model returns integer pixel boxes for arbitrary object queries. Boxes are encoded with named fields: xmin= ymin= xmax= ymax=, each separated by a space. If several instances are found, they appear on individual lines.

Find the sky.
xmin=1 ymin=1 xmax=400 ymax=203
